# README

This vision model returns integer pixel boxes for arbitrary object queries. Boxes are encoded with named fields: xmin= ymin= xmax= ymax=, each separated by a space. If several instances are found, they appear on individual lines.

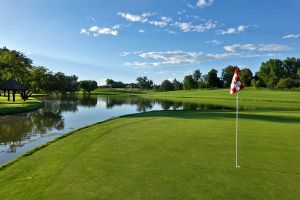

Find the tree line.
xmin=0 ymin=47 xmax=98 ymax=98
xmin=1 ymin=47 xmax=300 ymax=95
xmin=137 ymin=57 xmax=300 ymax=92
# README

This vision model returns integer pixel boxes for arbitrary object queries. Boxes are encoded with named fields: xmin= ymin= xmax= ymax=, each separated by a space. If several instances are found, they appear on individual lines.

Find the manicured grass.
xmin=0 ymin=95 xmax=43 ymax=115
xmin=143 ymin=88 xmax=300 ymax=110
xmin=0 ymin=110 xmax=299 ymax=199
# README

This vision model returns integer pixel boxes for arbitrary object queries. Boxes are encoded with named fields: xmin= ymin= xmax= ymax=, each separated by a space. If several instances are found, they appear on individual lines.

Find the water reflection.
xmin=0 ymin=94 xmax=235 ymax=164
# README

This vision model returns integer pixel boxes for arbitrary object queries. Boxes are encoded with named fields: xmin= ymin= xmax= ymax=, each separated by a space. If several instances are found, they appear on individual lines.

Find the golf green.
xmin=0 ymin=110 xmax=299 ymax=199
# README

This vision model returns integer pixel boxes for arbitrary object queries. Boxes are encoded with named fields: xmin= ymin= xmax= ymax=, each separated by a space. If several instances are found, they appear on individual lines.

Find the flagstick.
xmin=236 ymin=92 xmax=240 ymax=168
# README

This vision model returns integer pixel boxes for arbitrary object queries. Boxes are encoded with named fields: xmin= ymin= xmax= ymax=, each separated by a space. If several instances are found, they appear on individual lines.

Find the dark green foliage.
xmin=105 ymin=79 xmax=125 ymax=88
xmin=160 ymin=80 xmax=174 ymax=91
xmin=79 ymin=80 xmax=98 ymax=93
xmin=239 ymin=68 xmax=253 ymax=87
xmin=0 ymin=47 xmax=79 ymax=95
xmin=193 ymin=69 xmax=202 ymax=81
xmin=206 ymin=69 xmax=222 ymax=88
xmin=136 ymin=76 xmax=153 ymax=90
xmin=183 ymin=75 xmax=196 ymax=90
xmin=276 ymin=78 xmax=297 ymax=89
xmin=172 ymin=79 xmax=182 ymax=90
xmin=221 ymin=65 xmax=239 ymax=87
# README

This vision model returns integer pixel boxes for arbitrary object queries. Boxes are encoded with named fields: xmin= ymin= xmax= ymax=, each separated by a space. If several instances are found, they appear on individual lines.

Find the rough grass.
xmin=0 ymin=95 xmax=43 ymax=115
xmin=0 ymin=110 xmax=299 ymax=199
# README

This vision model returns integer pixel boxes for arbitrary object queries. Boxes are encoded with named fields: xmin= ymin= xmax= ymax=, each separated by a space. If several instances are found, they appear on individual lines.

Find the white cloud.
xmin=217 ymin=25 xmax=248 ymax=35
xmin=161 ymin=16 xmax=172 ymax=22
xmin=123 ymin=50 xmax=276 ymax=68
xmin=224 ymin=44 xmax=290 ymax=52
xmin=89 ymin=26 xmax=99 ymax=32
xmin=117 ymin=12 xmax=148 ymax=23
xmin=206 ymin=40 xmax=222 ymax=45
xmin=283 ymin=34 xmax=300 ymax=39
xmin=174 ymin=20 xmax=216 ymax=32
xmin=97 ymin=28 xmax=118 ymax=36
xmin=80 ymin=29 xmax=89 ymax=35
xmin=138 ymin=29 xmax=145 ymax=33
xmin=120 ymin=51 xmax=143 ymax=56
xmin=196 ymin=0 xmax=214 ymax=8
xmin=149 ymin=21 xmax=168 ymax=27
xmin=82 ymin=25 xmax=119 ymax=36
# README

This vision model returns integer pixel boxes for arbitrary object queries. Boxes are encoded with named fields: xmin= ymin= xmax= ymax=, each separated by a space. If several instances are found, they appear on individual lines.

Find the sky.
xmin=0 ymin=0 xmax=300 ymax=85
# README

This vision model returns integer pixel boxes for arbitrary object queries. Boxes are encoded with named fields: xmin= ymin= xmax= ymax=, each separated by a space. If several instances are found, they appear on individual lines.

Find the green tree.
xmin=257 ymin=59 xmax=284 ymax=88
xmin=183 ymin=75 xmax=196 ymax=90
xmin=172 ymin=79 xmax=182 ymax=90
xmin=193 ymin=69 xmax=202 ymax=81
xmin=276 ymin=78 xmax=296 ymax=89
xmin=79 ymin=80 xmax=98 ymax=93
xmin=239 ymin=68 xmax=253 ymax=87
xmin=282 ymin=57 xmax=300 ymax=79
xmin=221 ymin=65 xmax=239 ymax=87
xmin=206 ymin=69 xmax=222 ymax=88
xmin=136 ymin=76 xmax=153 ymax=90
xmin=160 ymin=80 xmax=174 ymax=91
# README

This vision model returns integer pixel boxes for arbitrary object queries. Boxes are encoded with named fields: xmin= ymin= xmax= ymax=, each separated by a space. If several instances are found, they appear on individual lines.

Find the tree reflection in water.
xmin=0 ymin=94 xmax=230 ymax=154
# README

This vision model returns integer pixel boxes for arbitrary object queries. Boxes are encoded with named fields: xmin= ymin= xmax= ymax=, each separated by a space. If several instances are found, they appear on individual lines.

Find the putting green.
xmin=0 ymin=110 xmax=299 ymax=199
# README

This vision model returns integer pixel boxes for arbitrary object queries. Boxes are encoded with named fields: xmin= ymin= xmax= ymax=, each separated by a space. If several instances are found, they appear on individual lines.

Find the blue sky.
xmin=1 ymin=0 xmax=300 ymax=84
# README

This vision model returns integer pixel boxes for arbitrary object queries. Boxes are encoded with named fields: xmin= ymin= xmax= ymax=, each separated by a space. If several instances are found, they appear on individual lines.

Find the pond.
xmin=0 ymin=95 xmax=230 ymax=165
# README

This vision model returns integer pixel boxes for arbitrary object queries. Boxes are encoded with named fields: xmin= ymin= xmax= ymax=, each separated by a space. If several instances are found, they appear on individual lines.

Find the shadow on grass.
xmin=129 ymin=110 xmax=300 ymax=124
xmin=242 ymin=166 xmax=300 ymax=176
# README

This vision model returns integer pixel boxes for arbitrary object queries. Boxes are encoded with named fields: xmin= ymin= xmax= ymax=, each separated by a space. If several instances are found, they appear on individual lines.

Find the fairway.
xmin=1 ymin=110 xmax=299 ymax=199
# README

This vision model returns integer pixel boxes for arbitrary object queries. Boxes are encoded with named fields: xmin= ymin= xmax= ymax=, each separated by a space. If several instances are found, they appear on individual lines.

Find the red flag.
xmin=230 ymin=69 xmax=244 ymax=94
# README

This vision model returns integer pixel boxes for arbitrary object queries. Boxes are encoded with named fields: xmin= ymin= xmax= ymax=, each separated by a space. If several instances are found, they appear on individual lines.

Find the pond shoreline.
xmin=0 ymin=97 xmax=43 ymax=115
xmin=0 ymin=110 xmax=160 ymax=170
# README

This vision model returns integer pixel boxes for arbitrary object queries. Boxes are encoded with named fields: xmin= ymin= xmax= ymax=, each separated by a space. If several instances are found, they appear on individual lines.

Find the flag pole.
xmin=236 ymin=92 xmax=240 ymax=168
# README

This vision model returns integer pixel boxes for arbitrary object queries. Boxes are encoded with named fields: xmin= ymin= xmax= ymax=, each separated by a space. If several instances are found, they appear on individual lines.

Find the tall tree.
xmin=172 ymin=79 xmax=182 ymax=90
xmin=206 ymin=69 xmax=222 ymax=88
xmin=160 ymin=80 xmax=174 ymax=91
xmin=221 ymin=65 xmax=239 ymax=87
xmin=257 ymin=59 xmax=284 ymax=88
xmin=239 ymin=68 xmax=253 ymax=87
xmin=183 ymin=75 xmax=196 ymax=90
xmin=193 ymin=69 xmax=202 ymax=81
xmin=136 ymin=76 xmax=153 ymax=90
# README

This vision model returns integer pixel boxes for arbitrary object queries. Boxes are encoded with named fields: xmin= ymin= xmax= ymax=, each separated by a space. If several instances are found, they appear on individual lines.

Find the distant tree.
xmin=106 ymin=79 xmax=114 ymax=87
xmin=160 ymin=80 xmax=174 ymax=92
xmin=136 ymin=76 xmax=153 ymax=90
xmin=193 ymin=69 xmax=202 ymax=81
xmin=282 ymin=57 xmax=300 ymax=79
xmin=276 ymin=78 xmax=296 ymax=89
xmin=239 ymin=68 xmax=253 ymax=87
xmin=257 ymin=59 xmax=284 ymax=88
xmin=207 ymin=68 xmax=222 ymax=88
xmin=172 ymin=79 xmax=182 ymax=90
xmin=79 ymin=80 xmax=98 ymax=93
xmin=183 ymin=75 xmax=196 ymax=90
xmin=221 ymin=65 xmax=239 ymax=87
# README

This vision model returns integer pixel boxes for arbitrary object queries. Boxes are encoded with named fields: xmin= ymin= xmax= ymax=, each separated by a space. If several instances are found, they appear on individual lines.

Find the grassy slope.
xmin=0 ymin=95 xmax=43 ymax=115
xmin=0 ymin=110 xmax=299 ymax=199
xmin=143 ymin=88 xmax=300 ymax=110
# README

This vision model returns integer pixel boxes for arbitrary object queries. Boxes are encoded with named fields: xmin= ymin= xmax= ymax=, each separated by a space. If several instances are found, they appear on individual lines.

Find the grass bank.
xmin=0 ymin=110 xmax=299 ymax=199
xmin=91 ymin=88 xmax=300 ymax=110
xmin=0 ymin=95 xmax=43 ymax=115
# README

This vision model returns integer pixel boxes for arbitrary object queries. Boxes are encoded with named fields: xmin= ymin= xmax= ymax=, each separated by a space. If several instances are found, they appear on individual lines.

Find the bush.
xmin=276 ymin=78 xmax=296 ymax=89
